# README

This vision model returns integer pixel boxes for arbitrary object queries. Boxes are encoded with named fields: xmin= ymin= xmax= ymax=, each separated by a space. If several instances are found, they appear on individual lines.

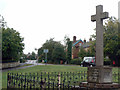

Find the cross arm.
xmin=91 ymin=15 xmax=96 ymax=22
xmin=101 ymin=12 xmax=109 ymax=19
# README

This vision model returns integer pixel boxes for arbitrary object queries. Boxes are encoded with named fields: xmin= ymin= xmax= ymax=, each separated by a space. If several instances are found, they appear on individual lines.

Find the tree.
xmin=42 ymin=38 xmax=56 ymax=62
xmin=38 ymin=47 xmax=44 ymax=60
xmin=104 ymin=17 xmax=120 ymax=66
xmin=66 ymin=39 xmax=72 ymax=63
xmin=78 ymin=47 xmax=86 ymax=59
xmin=30 ymin=52 xmax=36 ymax=60
xmin=63 ymin=35 xmax=72 ymax=63
xmin=88 ymin=40 xmax=96 ymax=56
xmin=52 ymin=42 xmax=66 ymax=64
xmin=2 ymin=28 xmax=24 ymax=62
xmin=38 ymin=38 xmax=66 ymax=64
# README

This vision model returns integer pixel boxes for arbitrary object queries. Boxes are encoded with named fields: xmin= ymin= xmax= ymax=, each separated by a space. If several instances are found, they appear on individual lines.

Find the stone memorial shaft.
xmin=91 ymin=5 xmax=109 ymax=66
xmin=80 ymin=5 xmax=119 ymax=88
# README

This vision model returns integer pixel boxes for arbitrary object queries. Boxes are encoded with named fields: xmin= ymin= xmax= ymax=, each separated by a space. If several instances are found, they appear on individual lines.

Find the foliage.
xmin=21 ymin=54 xmax=28 ymax=61
xmin=88 ymin=41 xmax=96 ymax=56
xmin=67 ymin=41 xmax=72 ymax=63
xmin=78 ymin=47 xmax=94 ymax=60
xmin=64 ymin=36 xmax=72 ymax=64
xmin=103 ymin=58 xmax=111 ymax=65
xmin=30 ymin=52 xmax=36 ymax=60
xmin=104 ymin=17 xmax=120 ymax=66
xmin=78 ymin=47 xmax=86 ymax=59
xmin=90 ymin=17 xmax=120 ymax=66
xmin=38 ymin=38 xmax=66 ymax=63
xmin=38 ymin=47 xmax=44 ymax=60
xmin=52 ymin=42 xmax=66 ymax=63
xmin=43 ymin=38 xmax=56 ymax=61
xmin=2 ymin=28 xmax=24 ymax=63
xmin=23 ymin=52 xmax=36 ymax=60
xmin=70 ymin=58 xmax=82 ymax=65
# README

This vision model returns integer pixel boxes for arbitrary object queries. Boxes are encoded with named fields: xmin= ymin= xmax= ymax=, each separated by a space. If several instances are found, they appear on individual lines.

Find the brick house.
xmin=72 ymin=36 xmax=92 ymax=59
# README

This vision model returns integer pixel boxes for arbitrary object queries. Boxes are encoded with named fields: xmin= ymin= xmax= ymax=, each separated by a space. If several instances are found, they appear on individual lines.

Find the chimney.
xmin=73 ymin=36 xmax=76 ymax=42
xmin=89 ymin=38 xmax=92 ymax=41
xmin=84 ymin=39 xmax=86 ymax=43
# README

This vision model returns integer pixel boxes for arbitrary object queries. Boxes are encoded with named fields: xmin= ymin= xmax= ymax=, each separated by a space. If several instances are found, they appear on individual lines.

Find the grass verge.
xmin=2 ymin=65 xmax=119 ymax=88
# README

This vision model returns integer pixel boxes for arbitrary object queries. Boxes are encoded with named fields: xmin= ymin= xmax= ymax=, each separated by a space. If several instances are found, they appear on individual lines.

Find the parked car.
xmin=81 ymin=57 xmax=95 ymax=67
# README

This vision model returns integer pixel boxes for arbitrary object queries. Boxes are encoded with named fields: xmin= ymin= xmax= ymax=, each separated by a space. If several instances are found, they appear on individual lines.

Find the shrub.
xmin=104 ymin=58 xmax=111 ymax=66
xmin=70 ymin=58 xmax=82 ymax=65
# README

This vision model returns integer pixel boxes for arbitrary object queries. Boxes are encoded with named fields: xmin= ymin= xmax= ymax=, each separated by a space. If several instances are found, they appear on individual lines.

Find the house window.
xmin=79 ymin=43 xmax=82 ymax=46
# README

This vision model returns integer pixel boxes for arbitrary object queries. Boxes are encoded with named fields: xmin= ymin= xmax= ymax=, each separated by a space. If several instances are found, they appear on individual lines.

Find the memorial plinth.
xmin=80 ymin=66 xmax=119 ymax=89
xmin=87 ymin=66 xmax=112 ymax=84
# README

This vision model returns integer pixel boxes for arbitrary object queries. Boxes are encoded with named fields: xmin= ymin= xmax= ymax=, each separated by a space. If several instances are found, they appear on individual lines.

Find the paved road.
xmin=2 ymin=63 xmax=45 ymax=72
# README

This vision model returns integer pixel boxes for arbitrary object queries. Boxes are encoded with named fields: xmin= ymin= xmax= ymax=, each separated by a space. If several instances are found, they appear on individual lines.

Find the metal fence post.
xmin=58 ymin=72 xmax=60 ymax=88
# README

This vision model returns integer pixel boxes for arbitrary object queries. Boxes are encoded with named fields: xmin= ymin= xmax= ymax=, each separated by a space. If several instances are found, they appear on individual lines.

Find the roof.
xmin=73 ymin=39 xmax=83 ymax=46
xmin=82 ymin=42 xmax=91 ymax=48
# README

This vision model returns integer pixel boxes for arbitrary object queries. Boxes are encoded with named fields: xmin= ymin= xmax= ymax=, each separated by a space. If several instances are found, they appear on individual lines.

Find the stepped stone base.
xmin=80 ymin=82 xmax=120 ymax=89
xmin=80 ymin=66 xmax=120 ymax=89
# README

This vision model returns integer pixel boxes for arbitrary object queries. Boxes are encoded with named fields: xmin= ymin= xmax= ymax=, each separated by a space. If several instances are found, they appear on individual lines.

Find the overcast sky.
xmin=0 ymin=0 xmax=119 ymax=54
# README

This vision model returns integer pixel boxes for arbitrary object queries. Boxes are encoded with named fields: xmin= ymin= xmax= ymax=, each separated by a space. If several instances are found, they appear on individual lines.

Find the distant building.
xmin=72 ymin=36 xmax=92 ymax=59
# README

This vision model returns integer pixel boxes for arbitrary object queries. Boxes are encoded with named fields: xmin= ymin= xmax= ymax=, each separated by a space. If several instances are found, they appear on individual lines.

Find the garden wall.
xmin=0 ymin=61 xmax=20 ymax=69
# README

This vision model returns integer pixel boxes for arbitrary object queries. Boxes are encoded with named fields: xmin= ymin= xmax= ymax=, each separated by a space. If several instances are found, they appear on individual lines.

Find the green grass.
xmin=2 ymin=65 xmax=87 ymax=88
xmin=2 ymin=65 xmax=119 ymax=88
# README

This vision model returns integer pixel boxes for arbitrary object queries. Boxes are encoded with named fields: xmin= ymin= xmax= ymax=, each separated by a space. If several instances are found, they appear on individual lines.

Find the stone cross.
xmin=91 ymin=5 xmax=109 ymax=66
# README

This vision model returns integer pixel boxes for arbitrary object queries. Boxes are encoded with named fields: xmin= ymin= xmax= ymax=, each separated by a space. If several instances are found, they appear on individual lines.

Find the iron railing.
xmin=7 ymin=71 xmax=119 ymax=89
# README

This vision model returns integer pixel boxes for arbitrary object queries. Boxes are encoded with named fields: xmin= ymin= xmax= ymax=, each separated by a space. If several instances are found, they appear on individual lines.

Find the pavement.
xmin=2 ymin=63 xmax=44 ymax=72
